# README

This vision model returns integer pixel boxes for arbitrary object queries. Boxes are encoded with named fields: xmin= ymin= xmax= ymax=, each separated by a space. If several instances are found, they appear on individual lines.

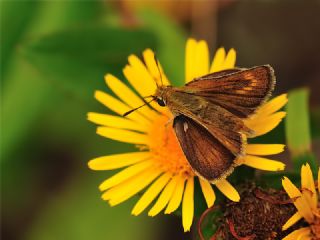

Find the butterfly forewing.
xmin=183 ymin=65 xmax=275 ymax=118
xmin=187 ymin=102 xmax=248 ymax=156
xmin=174 ymin=115 xmax=236 ymax=181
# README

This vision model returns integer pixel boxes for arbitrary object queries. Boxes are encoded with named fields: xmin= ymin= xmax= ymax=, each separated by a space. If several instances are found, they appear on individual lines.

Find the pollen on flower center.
xmin=145 ymin=110 xmax=194 ymax=177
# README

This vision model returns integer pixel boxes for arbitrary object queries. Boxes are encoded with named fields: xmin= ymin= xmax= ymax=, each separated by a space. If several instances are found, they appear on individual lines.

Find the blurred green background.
xmin=1 ymin=1 xmax=319 ymax=240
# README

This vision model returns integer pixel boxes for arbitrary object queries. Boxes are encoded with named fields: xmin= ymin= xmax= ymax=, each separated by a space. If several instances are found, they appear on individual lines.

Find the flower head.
xmin=282 ymin=163 xmax=320 ymax=240
xmin=88 ymin=38 xmax=287 ymax=231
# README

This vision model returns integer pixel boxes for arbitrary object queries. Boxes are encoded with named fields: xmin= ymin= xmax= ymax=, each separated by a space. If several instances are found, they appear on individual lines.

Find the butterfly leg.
xmin=163 ymin=117 xmax=175 ymax=147
xmin=165 ymin=117 xmax=174 ymax=127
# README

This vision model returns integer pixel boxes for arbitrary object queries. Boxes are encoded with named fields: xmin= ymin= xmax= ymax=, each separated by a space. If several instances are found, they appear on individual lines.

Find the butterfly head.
xmin=154 ymin=85 xmax=172 ymax=107
xmin=122 ymin=86 xmax=170 ymax=116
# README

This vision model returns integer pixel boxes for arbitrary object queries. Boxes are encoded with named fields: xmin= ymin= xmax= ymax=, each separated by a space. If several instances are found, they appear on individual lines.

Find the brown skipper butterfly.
xmin=124 ymin=62 xmax=275 ymax=182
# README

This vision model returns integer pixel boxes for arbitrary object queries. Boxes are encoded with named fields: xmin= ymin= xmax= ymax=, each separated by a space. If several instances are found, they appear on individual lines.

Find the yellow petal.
xmin=97 ymin=127 xmax=148 ymax=144
xmin=132 ymin=172 xmax=171 ymax=216
xmin=143 ymin=48 xmax=169 ymax=86
xmin=148 ymin=176 xmax=178 ymax=216
xmin=94 ymin=90 xmax=150 ymax=126
xmin=105 ymin=74 xmax=158 ymax=120
xmin=165 ymin=176 xmax=186 ymax=214
xmin=185 ymin=38 xmax=197 ymax=83
xmin=87 ymin=112 xmax=147 ymax=132
xmin=99 ymin=160 xmax=154 ymax=191
xmin=194 ymin=40 xmax=209 ymax=79
xmin=246 ymin=144 xmax=285 ymax=156
xmin=127 ymin=54 xmax=157 ymax=96
xmin=123 ymin=65 xmax=154 ymax=104
xmin=215 ymin=179 xmax=240 ymax=202
xmin=199 ymin=178 xmax=216 ymax=208
xmin=209 ymin=47 xmax=226 ymax=73
xmin=123 ymin=64 xmax=164 ymax=113
xmin=103 ymin=168 xmax=162 ymax=205
xmin=243 ymin=155 xmax=285 ymax=171
xmin=282 ymin=212 xmax=302 ymax=230
xmin=282 ymin=177 xmax=314 ymax=222
xmin=88 ymin=152 xmax=150 ymax=170
xmin=182 ymin=177 xmax=194 ymax=232
xmin=256 ymin=94 xmax=288 ymax=117
xmin=282 ymin=227 xmax=312 ymax=240
xmin=245 ymin=111 xmax=286 ymax=137
xmin=222 ymin=48 xmax=236 ymax=69
xmin=301 ymin=164 xmax=317 ymax=210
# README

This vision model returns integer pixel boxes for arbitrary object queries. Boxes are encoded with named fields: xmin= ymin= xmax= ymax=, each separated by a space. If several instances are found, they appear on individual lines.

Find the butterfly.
xmin=124 ymin=65 xmax=275 ymax=182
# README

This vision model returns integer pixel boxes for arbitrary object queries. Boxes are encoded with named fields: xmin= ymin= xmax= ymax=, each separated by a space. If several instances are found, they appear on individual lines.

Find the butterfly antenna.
xmin=123 ymin=98 xmax=155 ymax=117
xmin=154 ymin=53 xmax=164 ymax=86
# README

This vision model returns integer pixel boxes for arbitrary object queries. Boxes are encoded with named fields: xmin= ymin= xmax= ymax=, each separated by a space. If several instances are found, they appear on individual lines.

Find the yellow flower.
xmin=282 ymin=163 xmax=320 ymax=240
xmin=88 ymin=38 xmax=287 ymax=232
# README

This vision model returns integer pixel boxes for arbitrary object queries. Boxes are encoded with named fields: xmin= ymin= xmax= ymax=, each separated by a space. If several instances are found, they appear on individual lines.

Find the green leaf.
xmin=285 ymin=88 xmax=318 ymax=171
xmin=291 ymin=152 xmax=318 ymax=175
xmin=1 ymin=1 xmax=109 ymax=161
xmin=24 ymin=173 xmax=159 ymax=240
xmin=285 ymin=88 xmax=311 ymax=154
xmin=228 ymin=165 xmax=255 ymax=183
xmin=0 ymin=1 xmax=38 ymax=77
xmin=22 ymin=25 xmax=157 ymax=100
xmin=1 ymin=56 xmax=52 ymax=162
xmin=197 ymin=208 xmax=222 ymax=240
xmin=258 ymin=172 xmax=300 ymax=189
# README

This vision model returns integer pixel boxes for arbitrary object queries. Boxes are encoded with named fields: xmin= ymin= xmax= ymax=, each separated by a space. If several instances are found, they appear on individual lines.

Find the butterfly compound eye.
xmin=156 ymin=98 xmax=166 ymax=107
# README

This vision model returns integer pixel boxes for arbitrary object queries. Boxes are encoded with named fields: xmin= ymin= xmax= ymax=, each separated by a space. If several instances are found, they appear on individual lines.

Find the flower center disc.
xmin=146 ymin=112 xmax=193 ymax=178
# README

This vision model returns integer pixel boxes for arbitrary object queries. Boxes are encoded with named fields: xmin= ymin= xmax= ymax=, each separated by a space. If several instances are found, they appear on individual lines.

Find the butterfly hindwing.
xmin=173 ymin=115 xmax=237 ymax=181
xmin=167 ymin=90 xmax=250 ymax=156
xmin=183 ymin=65 xmax=275 ymax=118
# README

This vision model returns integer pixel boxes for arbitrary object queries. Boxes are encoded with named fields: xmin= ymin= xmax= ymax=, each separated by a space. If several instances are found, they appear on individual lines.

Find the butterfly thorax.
xmin=155 ymin=86 xmax=202 ymax=116
xmin=154 ymin=85 xmax=172 ymax=107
